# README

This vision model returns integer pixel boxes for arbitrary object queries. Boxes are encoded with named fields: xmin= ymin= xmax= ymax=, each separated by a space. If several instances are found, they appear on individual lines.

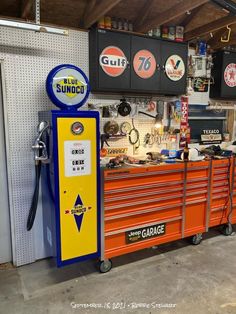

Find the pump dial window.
xmin=71 ymin=122 xmax=84 ymax=135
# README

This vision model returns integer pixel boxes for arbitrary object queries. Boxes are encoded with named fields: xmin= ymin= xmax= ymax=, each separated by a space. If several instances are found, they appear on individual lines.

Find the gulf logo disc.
xmin=165 ymin=55 xmax=185 ymax=81
xmin=99 ymin=46 xmax=128 ymax=77
xmin=224 ymin=63 xmax=236 ymax=87
xmin=133 ymin=50 xmax=156 ymax=79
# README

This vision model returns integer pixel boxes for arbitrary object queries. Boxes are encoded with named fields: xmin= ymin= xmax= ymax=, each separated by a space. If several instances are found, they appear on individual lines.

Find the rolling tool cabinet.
xmin=99 ymin=158 xmax=235 ymax=272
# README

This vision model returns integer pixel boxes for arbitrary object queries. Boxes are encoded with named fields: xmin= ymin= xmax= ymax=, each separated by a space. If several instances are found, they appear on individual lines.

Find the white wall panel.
xmin=0 ymin=27 xmax=120 ymax=266
xmin=0 ymin=27 xmax=174 ymax=266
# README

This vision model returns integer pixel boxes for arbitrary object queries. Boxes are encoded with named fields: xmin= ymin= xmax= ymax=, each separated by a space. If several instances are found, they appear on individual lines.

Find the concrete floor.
xmin=1 ymin=228 xmax=236 ymax=314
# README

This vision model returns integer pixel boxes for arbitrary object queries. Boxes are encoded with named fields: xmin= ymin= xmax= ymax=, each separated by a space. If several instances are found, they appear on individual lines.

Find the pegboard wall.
xmin=0 ymin=26 xmax=179 ymax=266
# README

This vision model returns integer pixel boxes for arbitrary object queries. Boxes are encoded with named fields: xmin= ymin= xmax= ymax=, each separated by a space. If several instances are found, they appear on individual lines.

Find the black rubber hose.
xmin=27 ymin=162 xmax=41 ymax=231
xmin=46 ymin=163 xmax=55 ymax=204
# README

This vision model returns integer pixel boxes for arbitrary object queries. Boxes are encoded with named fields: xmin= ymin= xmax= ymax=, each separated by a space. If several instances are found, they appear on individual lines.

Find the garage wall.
xmin=1 ymin=26 xmax=169 ymax=266
xmin=2 ymin=25 xmax=234 ymax=266
xmin=0 ymin=27 xmax=117 ymax=266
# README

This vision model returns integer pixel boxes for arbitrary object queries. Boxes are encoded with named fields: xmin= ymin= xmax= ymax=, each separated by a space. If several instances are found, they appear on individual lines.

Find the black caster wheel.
xmin=99 ymin=259 xmax=112 ymax=273
xmin=222 ymin=224 xmax=233 ymax=236
xmin=190 ymin=233 xmax=203 ymax=245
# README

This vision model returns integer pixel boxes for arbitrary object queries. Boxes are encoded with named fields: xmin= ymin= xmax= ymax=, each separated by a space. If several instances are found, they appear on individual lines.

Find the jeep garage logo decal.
xmin=165 ymin=54 xmax=185 ymax=81
xmin=99 ymin=46 xmax=128 ymax=77
xmin=224 ymin=63 xmax=236 ymax=88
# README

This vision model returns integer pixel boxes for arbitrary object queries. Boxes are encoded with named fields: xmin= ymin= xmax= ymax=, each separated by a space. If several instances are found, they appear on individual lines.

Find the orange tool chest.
xmin=99 ymin=157 xmax=235 ymax=272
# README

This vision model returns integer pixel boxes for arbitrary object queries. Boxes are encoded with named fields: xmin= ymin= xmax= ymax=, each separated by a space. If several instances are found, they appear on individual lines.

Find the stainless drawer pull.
xmin=105 ymin=180 xmax=184 ymax=194
xmin=187 ymin=177 xmax=208 ymax=183
xmin=211 ymin=206 xmax=225 ymax=212
xmin=188 ymin=166 xmax=209 ymax=171
xmin=105 ymin=194 xmax=183 ymax=210
xmin=105 ymin=187 xmax=183 ymax=202
xmin=105 ymin=203 xmax=183 ymax=221
xmin=105 ymin=169 xmax=184 ymax=181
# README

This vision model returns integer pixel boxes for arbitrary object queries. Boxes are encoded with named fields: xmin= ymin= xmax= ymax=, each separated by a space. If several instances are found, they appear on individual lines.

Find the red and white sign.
xmin=224 ymin=63 xmax=236 ymax=88
xmin=99 ymin=46 xmax=128 ymax=77
xmin=133 ymin=50 xmax=156 ymax=79
xmin=181 ymin=96 xmax=188 ymax=126
xmin=165 ymin=55 xmax=185 ymax=81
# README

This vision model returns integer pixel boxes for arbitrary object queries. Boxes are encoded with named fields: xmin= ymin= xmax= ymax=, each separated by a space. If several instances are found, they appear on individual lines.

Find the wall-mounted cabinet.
xmin=210 ymin=50 xmax=236 ymax=99
xmin=89 ymin=29 xmax=188 ymax=95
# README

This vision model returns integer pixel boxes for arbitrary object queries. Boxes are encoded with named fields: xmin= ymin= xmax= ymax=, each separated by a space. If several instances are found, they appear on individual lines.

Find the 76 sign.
xmin=133 ymin=50 xmax=157 ymax=79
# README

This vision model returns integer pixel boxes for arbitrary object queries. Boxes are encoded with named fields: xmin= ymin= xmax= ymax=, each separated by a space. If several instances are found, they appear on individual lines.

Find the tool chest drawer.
xmin=104 ymin=218 xmax=182 ymax=259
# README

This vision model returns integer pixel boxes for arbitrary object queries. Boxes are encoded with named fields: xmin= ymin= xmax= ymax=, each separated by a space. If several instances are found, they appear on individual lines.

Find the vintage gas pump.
xmin=28 ymin=64 xmax=100 ymax=266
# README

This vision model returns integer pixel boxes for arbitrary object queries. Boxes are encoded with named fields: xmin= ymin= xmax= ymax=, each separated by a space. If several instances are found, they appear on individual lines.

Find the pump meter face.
xmin=71 ymin=122 xmax=84 ymax=135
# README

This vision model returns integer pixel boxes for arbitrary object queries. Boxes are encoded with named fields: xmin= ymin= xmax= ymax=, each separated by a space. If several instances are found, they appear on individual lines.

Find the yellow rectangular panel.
xmin=57 ymin=117 xmax=98 ymax=263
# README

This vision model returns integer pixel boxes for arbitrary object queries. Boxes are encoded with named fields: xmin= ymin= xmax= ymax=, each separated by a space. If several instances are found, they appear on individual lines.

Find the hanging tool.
xmin=104 ymin=120 xmax=119 ymax=135
xmin=144 ymin=133 xmax=155 ymax=145
xmin=101 ymin=133 xmax=110 ymax=149
xmin=129 ymin=119 xmax=140 ymax=145
xmin=117 ymin=98 xmax=131 ymax=117
xmin=221 ymin=25 xmax=231 ymax=42
xmin=120 ymin=121 xmax=132 ymax=135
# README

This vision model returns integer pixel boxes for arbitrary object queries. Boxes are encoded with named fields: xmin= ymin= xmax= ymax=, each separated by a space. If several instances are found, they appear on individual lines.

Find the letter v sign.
xmin=170 ymin=59 xmax=181 ymax=70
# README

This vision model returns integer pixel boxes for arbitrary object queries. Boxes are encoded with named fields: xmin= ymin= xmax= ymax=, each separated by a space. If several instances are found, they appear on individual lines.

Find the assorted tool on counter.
xmin=89 ymin=97 xmax=235 ymax=168
xmin=92 ymin=98 xmax=183 ymax=158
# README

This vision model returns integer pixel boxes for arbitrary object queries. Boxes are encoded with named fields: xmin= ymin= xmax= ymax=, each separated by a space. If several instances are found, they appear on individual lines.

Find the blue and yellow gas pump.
xmin=28 ymin=64 xmax=100 ymax=266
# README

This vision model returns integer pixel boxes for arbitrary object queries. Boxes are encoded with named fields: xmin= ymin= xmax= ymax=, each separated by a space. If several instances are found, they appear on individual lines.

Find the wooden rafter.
xmin=134 ymin=0 xmax=156 ymax=30
xmin=181 ymin=4 xmax=205 ymax=29
xmin=136 ymin=0 xmax=209 ymax=33
xmin=185 ymin=15 xmax=236 ymax=41
xmin=83 ymin=0 xmax=122 ymax=29
xmin=207 ymin=27 xmax=229 ymax=46
xmin=82 ymin=0 xmax=97 ymax=27
xmin=211 ymin=35 xmax=236 ymax=49
xmin=21 ymin=0 xmax=34 ymax=19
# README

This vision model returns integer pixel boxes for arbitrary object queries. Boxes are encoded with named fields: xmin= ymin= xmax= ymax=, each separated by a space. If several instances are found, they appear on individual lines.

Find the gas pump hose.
xmin=27 ymin=161 xmax=41 ymax=231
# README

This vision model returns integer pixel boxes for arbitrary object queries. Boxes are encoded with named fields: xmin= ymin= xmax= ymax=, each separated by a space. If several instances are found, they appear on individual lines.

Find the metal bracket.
xmin=35 ymin=0 xmax=40 ymax=24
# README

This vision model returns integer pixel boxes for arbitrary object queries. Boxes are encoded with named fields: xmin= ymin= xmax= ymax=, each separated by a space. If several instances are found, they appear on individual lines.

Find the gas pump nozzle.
xmin=27 ymin=121 xmax=50 ymax=231
xmin=32 ymin=121 xmax=49 ymax=162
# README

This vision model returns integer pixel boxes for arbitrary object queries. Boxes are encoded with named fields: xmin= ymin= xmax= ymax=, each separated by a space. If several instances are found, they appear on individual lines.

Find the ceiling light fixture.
xmin=0 ymin=0 xmax=68 ymax=36
xmin=0 ymin=19 xmax=68 ymax=35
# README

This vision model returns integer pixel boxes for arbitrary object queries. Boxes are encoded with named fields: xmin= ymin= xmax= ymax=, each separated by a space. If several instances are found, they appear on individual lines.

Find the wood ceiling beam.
xmin=185 ymin=15 xmax=236 ymax=41
xmin=181 ymin=4 xmax=205 ymax=29
xmin=84 ymin=0 xmax=122 ymax=29
xmin=207 ymin=27 xmax=229 ymax=46
xmin=134 ymin=0 xmax=156 ymax=30
xmin=21 ymin=0 xmax=34 ymax=19
xmin=136 ymin=0 xmax=209 ymax=33
xmin=211 ymin=35 xmax=236 ymax=49
xmin=82 ymin=0 xmax=97 ymax=27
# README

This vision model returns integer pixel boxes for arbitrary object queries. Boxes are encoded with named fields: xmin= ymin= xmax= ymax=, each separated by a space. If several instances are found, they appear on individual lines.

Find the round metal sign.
xmin=133 ymin=49 xmax=156 ymax=79
xmin=224 ymin=63 xmax=236 ymax=87
xmin=99 ymin=46 xmax=128 ymax=77
xmin=46 ymin=64 xmax=90 ymax=110
xmin=165 ymin=55 xmax=185 ymax=81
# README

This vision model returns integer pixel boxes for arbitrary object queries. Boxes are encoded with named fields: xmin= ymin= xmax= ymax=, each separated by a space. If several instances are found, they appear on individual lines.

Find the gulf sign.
xmin=99 ymin=46 xmax=128 ymax=77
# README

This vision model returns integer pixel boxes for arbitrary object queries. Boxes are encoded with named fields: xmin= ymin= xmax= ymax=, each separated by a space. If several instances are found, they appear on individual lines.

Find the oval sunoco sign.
xmin=99 ymin=46 xmax=128 ymax=77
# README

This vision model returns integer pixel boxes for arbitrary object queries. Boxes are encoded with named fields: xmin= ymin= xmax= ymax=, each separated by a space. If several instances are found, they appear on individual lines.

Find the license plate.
xmin=125 ymin=223 xmax=166 ymax=244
